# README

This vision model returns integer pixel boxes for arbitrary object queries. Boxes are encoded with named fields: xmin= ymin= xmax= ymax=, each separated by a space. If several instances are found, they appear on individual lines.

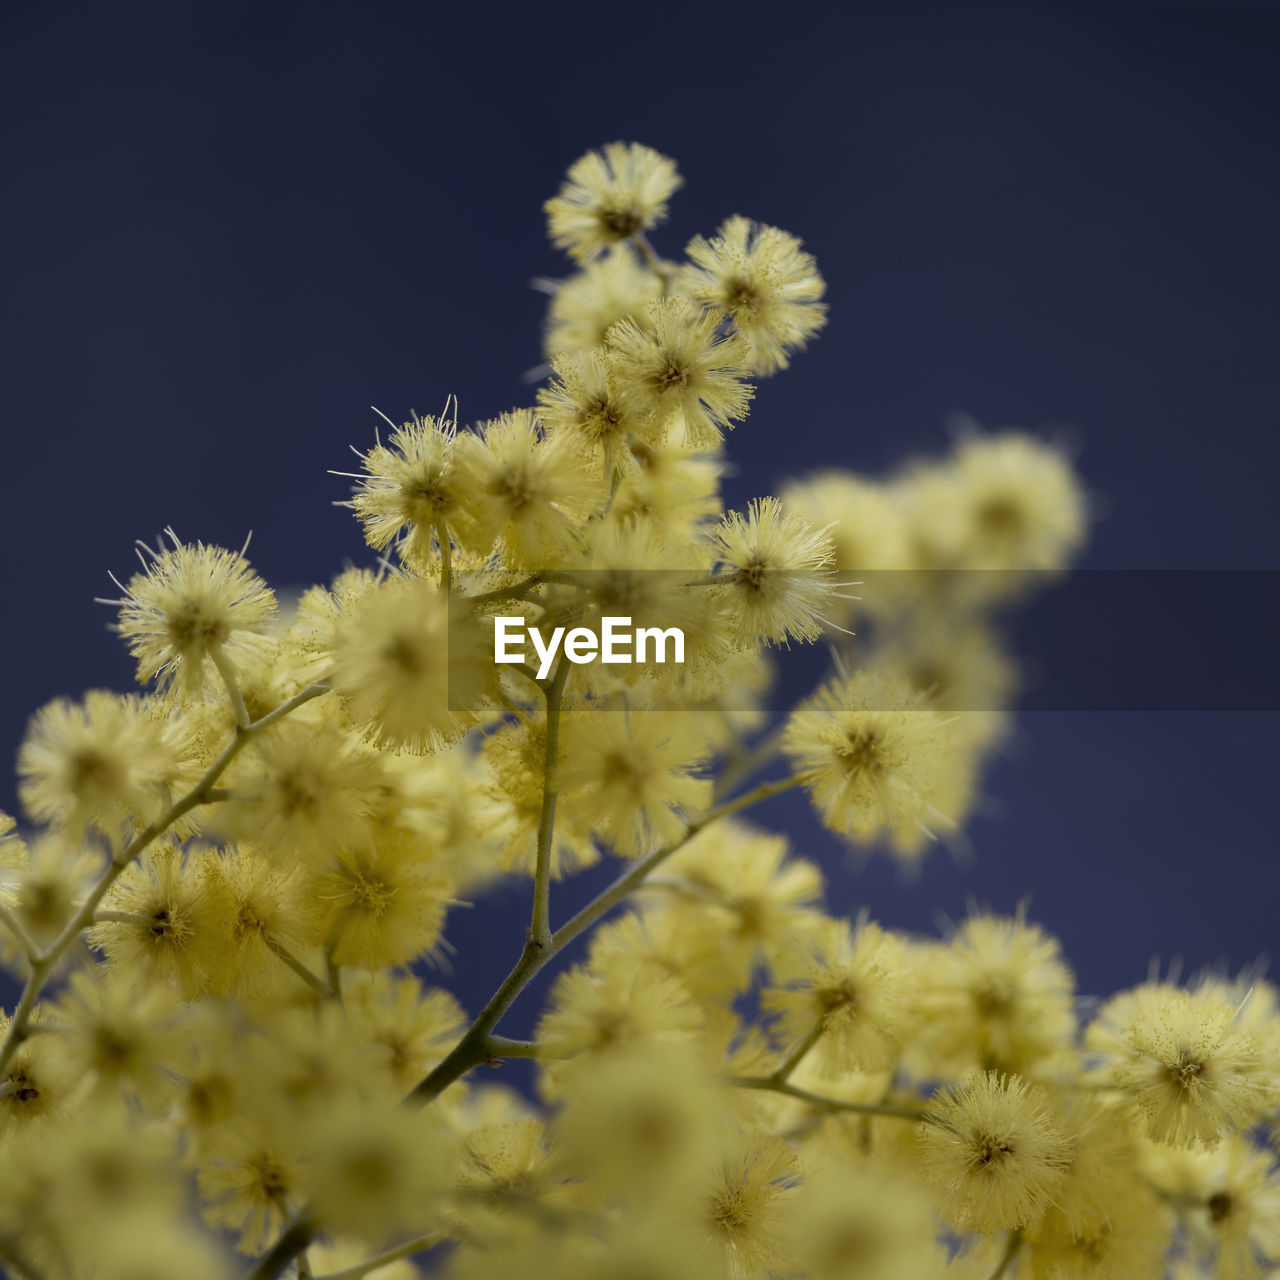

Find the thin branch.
xmin=988 ymin=1230 xmax=1024 ymax=1280
xmin=726 ymin=1075 xmax=927 ymax=1121
xmin=631 ymin=231 xmax=671 ymax=293
xmin=0 ymin=680 xmax=330 ymax=1078
xmin=263 ymin=935 xmax=332 ymax=999
xmin=436 ymin=523 xmax=451 ymax=593
xmin=530 ymin=657 xmax=571 ymax=948
xmin=92 ymin=909 xmax=152 ymax=927
xmin=0 ymin=1236 xmax=49 ymax=1280
xmin=463 ymin=572 xmax=545 ymax=607
xmin=770 ymin=1019 xmax=827 ymax=1083
xmin=312 ymin=1233 xmax=443 ymax=1280
xmin=405 ymin=773 xmax=802 ymax=1106
xmin=239 ymin=1219 xmax=318 ymax=1280
xmin=550 ymin=775 xmax=803 ymax=955
xmin=210 ymin=645 xmax=250 ymax=731
xmin=0 ymin=906 xmax=40 ymax=964
xmin=712 ymin=722 xmax=787 ymax=802
xmin=484 ymin=1035 xmax=541 ymax=1060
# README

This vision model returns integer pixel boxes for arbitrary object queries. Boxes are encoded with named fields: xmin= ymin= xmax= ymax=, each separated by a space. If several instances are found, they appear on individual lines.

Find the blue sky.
xmin=2 ymin=0 xmax=1276 ymax=1014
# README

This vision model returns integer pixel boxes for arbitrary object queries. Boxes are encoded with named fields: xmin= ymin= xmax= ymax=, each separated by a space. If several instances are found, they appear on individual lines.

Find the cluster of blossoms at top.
xmin=0 ymin=143 xmax=1276 ymax=1280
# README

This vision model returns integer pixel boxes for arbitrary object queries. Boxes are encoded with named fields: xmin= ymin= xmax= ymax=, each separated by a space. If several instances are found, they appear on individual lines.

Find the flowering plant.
xmin=1 ymin=143 xmax=1276 ymax=1280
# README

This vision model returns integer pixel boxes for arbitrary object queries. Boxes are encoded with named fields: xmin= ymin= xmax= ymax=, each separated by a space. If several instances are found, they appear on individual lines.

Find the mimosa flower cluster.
xmin=1 ymin=143 xmax=1276 ymax=1280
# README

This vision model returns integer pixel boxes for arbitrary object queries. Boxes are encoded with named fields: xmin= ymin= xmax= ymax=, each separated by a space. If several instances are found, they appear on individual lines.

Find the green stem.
xmin=239 ymin=1219 xmax=318 ymax=1280
xmin=631 ymin=232 xmax=671 ymax=294
xmin=0 ymin=1236 xmax=48 ymax=1280
xmin=436 ymin=523 xmax=452 ymax=593
xmin=712 ymin=722 xmax=787 ymax=802
xmin=0 ymin=906 xmax=40 ymax=964
xmin=211 ymin=645 xmax=250 ymax=731
xmin=530 ymin=658 xmax=571 ymax=948
xmin=771 ymin=1019 xmax=827 ymax=1083
xmin=464 ymin=572 xmax=545 ymax=608
xmin=988 ymin=1230 xmax=1024 ymax=1280
xmin=404 ymin=774 xmax=801 ymax=1106
xmin=92 ymin=909 xmax=152 ymax=927
xmin=263 ymin=935 xmax=332 ymax=999
xmin=0 ymin=681 xmax=330 ymax=1077
xmin=550 ymin=775 xmax=802 ymax=955
xmin=726 ymin=1075 xmax=927 ymax=1121
xmin=325 ymin=951 xmax=344 ymax=1003
xmin=485 ymin=1035 xmax=541 ymax=1059
xmin=312 ymin=1233 xmax=443 ymax=1280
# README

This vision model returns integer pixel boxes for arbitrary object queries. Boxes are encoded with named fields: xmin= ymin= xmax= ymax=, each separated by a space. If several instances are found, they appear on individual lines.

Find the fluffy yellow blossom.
xmin=18 ymin=689 xmax=181 ymax=837
xmin=918 ymin=1071 xmax=1073 ymax=1233
xmin=477 ymin=710 xmax=598 ymax=878
xmin=897 ymin=432 xmax=1087 ymax=589
xmin=557 ymin=709 xmax=712 ymax=855
xmin=607 ymin=436 xmax=724 ymax=531
xmin=712 ymin=497 xmax=839 ymax=645
xmin=681 ymin=1129 xmax=799 ymax=1278
xmin=764 ymin=915 xmax=912 ymax=1075
xmin=108 ymin=535 xmax=277 ymax=695
xmin=197 ymin=1113 xmax=304 ymax=1253
xmin=345 ymin=970 xmax=466 ymax=1093
xmin=537 ymin=344 xmax=655 ymax=466
xmin=1026 ymin=1178 xmax=1171 ymax=1280
xmin=784 ymin=667 xmax=960 ymax=853
xmin=296 ymin=1096 xmax=454 ymax=1240
xmin=349 ymin=410 xmax=466 ymax=567
xmin=910 ymin=911 xmax=1078 ymax=1079
xmin=0 ymin=1006 xmax=73 ymax=1133
xmin=536 ymin=959 xmax=705 ymax=1084
xmin=781 ymin=1163 xmax=948 ymax=1280
xmin=779 ymin=471 xmax=914 ymax=602
xmin=52 ymin=968 xmax=185 ymax=1108
xmin=606 ymin=296 xmax=755 ymax=447
xmin=8 ymin=835 xmax=103 ymax=954
xmin=545 ymin=141 xmax=682 ymax=262
xmin=679 ymin=215 xmax=828 ymax=375
xmin=198 ymin=846 xmax=311 ymax=999
xmin=1087 ymin=983 xmax=1272 ymax=1147
xmin=650 ymin=818 xmax=824 ymax=995
xmin=451 ymin=1114 xmax=579 ymax=1239
xmin=301 ymin=825 xmax=453 ymax=969
xmin=553 ymin=1045 xmax=727 ymax=1198
xmin=89 ymin=844 xmax=219 ymax=996
xmin=542 ymin=244 xmax=663 ymax=357
xmin=220 ymin=720 xmax=388 ymax=865
xmin=452 ymin=408 xmax=603 ymax=564
xmin=330 ymin=571 xmax=497 ymax=751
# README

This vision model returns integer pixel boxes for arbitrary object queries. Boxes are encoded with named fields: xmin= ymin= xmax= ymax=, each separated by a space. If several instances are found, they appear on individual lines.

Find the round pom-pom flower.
xmin=330 ymin=572 xmax=496 ymax=751
xmin=545 ymin=141 xmax=682 ymax=263
xmin=1086 ymin=983 xmax=1272 ymax=1147
xmin=712 ymin=497 xmax=838 ymax=646
xmin=783 ymin=668 xmax=959 ymax=853
xmin=107 ymin=533 xmax=276 ymax=696
xmin=349 ymin=410 xmax=467 ymax=568
xmin=917 ymin=1070 xmax=1073 ymax=1233
xmin=679 ymin=216 xmax=828 ymax=375
xmin=606 ymin=296 xmax=755 ymax=448
xmin=18 ymin=689 xmax=181 ymax=836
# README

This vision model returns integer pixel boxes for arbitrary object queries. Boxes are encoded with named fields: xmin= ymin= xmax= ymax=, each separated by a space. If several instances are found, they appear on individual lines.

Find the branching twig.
xmin=311 ymin=1234 xmax=443 ymax=1280
xmin=725 ymin=1074 xmax=927 ymax=1121
xmin=0 ymin=680 xmax=330 ymax=1077
xmin=404 ymin=774 xmax=802 ymax=1106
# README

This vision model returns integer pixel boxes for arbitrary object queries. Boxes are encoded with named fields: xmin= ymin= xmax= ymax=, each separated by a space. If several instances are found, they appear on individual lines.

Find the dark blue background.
xmin=2 ymin=0 xmax=1276 ymax=1029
